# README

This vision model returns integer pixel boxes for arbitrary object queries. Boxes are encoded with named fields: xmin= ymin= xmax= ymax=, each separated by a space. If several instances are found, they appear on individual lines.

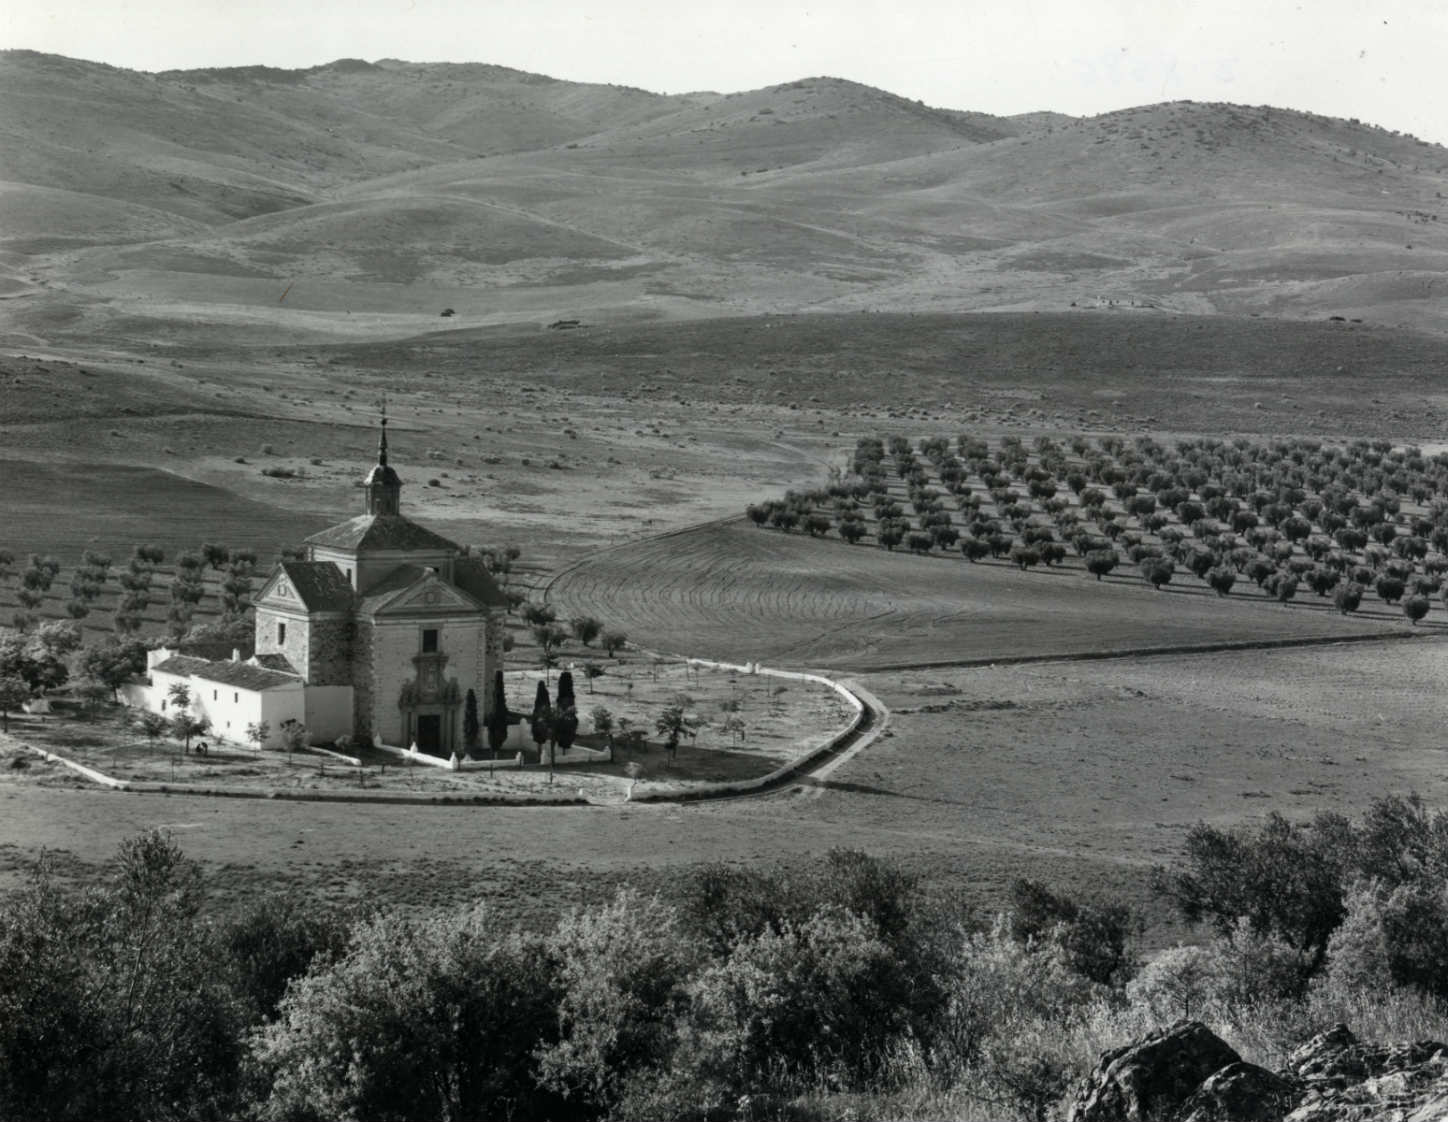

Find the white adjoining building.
xmin=124 ymin=418 xmax=509 ymax=753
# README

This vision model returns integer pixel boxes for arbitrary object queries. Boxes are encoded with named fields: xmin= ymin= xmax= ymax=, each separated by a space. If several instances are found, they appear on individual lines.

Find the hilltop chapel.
xmin=135 ymin=418 xmax=508 ymax=754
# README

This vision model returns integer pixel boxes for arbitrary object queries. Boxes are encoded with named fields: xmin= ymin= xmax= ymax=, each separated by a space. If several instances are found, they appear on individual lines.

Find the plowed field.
xmin=548 ymin=518 xmax=1412 ymax=670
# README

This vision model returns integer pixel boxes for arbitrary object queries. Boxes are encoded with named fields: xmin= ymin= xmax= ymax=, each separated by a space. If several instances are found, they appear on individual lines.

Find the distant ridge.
xmin=1 ymin=50 xmax=1446 ymax=346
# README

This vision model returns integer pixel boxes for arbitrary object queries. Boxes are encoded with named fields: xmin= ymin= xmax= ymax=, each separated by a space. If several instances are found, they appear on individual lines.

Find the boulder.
xmin=1177 ymin=1061 xmax=1300 ymax=1122
xmin=1067 ymin=1020 xmax=1243 ymax=1122
xmin=1284 ymin=1023 xmax=1448 ymax=1122
xmin=1070 ymin=1021 xmax=1448 ymax=1122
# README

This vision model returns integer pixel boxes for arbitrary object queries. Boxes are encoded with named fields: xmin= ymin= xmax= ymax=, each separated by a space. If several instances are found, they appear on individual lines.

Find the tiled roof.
xmin=251 ymin=652 xmax=298 ymax=674
xmin=151 ymin=655 xmax=214 ymax=678
xmin=278 ymin=560 xmax=354 ymax=612
xmin=453 ymin=555 xmax=509 ymax=609
xmin=153 ymin=657 xmax=300 ymax=692
xmin=357 ymin=561 xmax=505 ymax=615
xmin=305 ymin=513 xmax=459 ymax=554
xmin=357 ymin=564 xmax=432 ymax=613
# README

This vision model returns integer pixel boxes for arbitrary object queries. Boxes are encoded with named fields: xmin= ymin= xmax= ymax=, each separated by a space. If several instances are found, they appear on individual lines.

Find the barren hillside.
xmin=2 ymin=51 xmax=1447 ymax=348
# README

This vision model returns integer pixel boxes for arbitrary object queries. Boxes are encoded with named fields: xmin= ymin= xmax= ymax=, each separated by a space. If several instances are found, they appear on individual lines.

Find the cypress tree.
xmin=554 ymin=671 xmax=578 ymax=750
xmin=463 ymin=688 xmax=480 ymax=755
xmin=486 ymin=670 xmax=510 ymax=757
xmin=530 ymin=680 xmax=553 ymax=752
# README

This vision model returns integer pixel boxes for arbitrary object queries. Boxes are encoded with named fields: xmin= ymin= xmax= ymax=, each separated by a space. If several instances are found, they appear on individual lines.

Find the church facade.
xmin=131 ymin=420 xmax=508 ymax=755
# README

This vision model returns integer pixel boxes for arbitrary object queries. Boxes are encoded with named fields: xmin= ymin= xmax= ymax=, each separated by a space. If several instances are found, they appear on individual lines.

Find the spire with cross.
xmin=363 ymin=397 xmax=402 ymax=515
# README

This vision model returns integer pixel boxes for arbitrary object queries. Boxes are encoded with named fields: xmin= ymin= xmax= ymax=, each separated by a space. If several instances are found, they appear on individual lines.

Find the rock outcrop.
xmin=1068 ymin=1021 xmax=1244 ymax=1121
xmin=1283 ymin=1023 xmax=1448 ymax=1122
xmin=1068 ymin=1020 xmax=1448 ymax=1122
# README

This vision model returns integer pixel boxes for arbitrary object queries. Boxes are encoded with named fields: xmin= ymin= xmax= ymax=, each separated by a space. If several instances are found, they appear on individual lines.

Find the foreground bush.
xmin=0 ymin=833 xmax=243 ymax=1121
xmin=18 ymin=802 xmax=1448 ymax=1121
xmin=254 ymin=909 xmax=565 ymax=1122
xmin=537 ymin=891 xmax=694 ymax=1116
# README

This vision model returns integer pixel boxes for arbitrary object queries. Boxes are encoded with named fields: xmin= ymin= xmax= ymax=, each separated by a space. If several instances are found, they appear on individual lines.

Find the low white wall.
xmin=546 ymin=742 xmax=611 ymax=765
xmin=304 ymin=686 xmax=354 ymax=744
xmin=258 ymin=690 xmax=307 ymax=749
xmin=373 ymin=742 xmax=456 ymax=770
xmin=23 ymin=744 xmax=130 ymax=789
xmin=304 ymin=743 xmax=363 ymax=767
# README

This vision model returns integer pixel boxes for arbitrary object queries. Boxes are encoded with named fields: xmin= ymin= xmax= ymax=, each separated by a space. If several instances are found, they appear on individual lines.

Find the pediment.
xmin=255 ymin=568 xmax=301 ymax=608
xmin=372 ymin=576 xmax=481 ymax=616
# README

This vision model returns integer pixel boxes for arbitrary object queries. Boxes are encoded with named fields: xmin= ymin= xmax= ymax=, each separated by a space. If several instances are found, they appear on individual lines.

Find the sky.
xmin=7 ymin=0 xmax=1448 ymax=143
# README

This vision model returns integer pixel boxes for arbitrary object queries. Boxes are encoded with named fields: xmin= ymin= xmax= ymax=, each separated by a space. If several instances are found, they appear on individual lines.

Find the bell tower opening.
xmin=363 ymin=412 xmax=402 ymax=516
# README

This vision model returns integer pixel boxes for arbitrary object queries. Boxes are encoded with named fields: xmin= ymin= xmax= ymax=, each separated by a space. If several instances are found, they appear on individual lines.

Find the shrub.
xmin=1127 ymin=944 xmax=1218 ymax=1020
xmin=222 ymin=896 xmax=350 ymax=1023
xmin=1085 ymin=550 xmax=1118 ymax=580
xmin=1141 ymin=558 xmax=1175 ymax=589
xmin=1325 ymin=879 xmax=1448 ymax=1001
xmin=1376 ymin=574 xmax=1406 ymax=604
xmin=1009 ymin=544 xmax=1041 ymax=570
xmin=768 ymin=507 xmax=798 ymax=532
xmin=1210 ymin=917 xmax=1316 ymax=1006
xmin=678 ymin=908 xmax=912 ymax=1093
xmin=1335 ymin=581 xmax=1364 ymax=614
xmin=568 ymin=615 xmax=603 ymax=646
xmin=960 ymin=537 xmax=990 ymax=562
xmin=1403 ymin=595 xmax=1431 ymax=625
xmin=1008 ymin=879 xmax=1136 ymax=987
xmin=1246 ymin=557 xmax=1277 ymax=587
xmin=1308 ymin=567 xmax=1341 ymax=596
xmin=937 ymin=918 xmax=1104 ymax=1116
xmin=253 ymin=909 xmax=563 ymax=1122
xmin=0 ymin=831 xmax=243 ymax=1121
xmin=1208 ymin=566 xmax=1236 ymax=596
xmin=1153 ymin=811 xmax=1353 ymax=971
xmin=537 ymin=891 xmax=694 ymax=1114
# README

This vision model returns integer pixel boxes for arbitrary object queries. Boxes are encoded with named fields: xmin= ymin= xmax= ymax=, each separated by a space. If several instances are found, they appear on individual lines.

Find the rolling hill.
xmin=2 ymin=49 xmax=1447 ymax=348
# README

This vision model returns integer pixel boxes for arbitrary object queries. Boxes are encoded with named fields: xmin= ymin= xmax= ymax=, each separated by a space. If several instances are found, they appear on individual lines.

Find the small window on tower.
xmin=422 ymin=628 xmax=439 ymax=653
xmin=278 ymin=622 xmax=287 ymax=645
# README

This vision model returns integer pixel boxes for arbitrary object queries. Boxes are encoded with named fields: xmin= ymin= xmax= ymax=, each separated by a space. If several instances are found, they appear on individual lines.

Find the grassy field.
xmin=6 ymin=634 xmax=1444 ymax=941
xmin=7 ymin=309 xmax=1448 ymax=940
xmin=547 ymin=517 xmax=1412 ymax=670
xmin=1 ymin=661 xmax=852 ymax=799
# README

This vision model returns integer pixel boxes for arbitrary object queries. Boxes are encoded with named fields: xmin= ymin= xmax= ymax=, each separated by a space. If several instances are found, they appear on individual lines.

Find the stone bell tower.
xmin=364 ymin=413 xmax=402 ymax=516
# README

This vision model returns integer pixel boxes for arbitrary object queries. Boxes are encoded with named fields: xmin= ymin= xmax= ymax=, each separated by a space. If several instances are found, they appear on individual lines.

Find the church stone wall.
xmin=255 ymin=607 xmax=312 ymax=678
xmin=351 ymin=618 xmax=377 ymax=744
xmin=362 ymin=617 xmax=491 ymax=748
xmin=368 ymin=621 xmax=417 ymax=747
xmin=442 ymin=617 xmax=488 ymax=712
xmin=307 ymin=618 xmax=354 ymax=686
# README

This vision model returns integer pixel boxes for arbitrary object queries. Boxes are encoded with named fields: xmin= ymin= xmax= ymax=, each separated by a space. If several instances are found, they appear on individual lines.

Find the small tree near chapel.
xmin=487 ymin=670 xmax=510 ymax=758
xmin=463 ymin=688 xmax=481 ymax=756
